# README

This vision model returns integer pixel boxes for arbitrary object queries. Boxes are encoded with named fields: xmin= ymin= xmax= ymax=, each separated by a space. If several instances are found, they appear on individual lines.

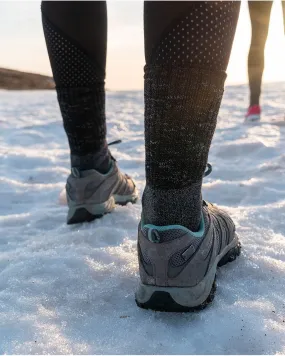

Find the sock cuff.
xmin=57 ymin=86 xmax=105 ymax=105
xmin=144 ymin=66 xmax=227 ymax=99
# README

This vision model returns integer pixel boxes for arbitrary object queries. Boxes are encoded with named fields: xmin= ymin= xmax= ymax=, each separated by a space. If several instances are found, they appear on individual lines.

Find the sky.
xmin=0 ymin=0 xmax=285 ymax=90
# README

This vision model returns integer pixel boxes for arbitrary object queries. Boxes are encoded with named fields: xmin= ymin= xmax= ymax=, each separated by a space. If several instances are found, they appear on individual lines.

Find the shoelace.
xmin=108 ymin=139 xmax=122 ymax=146
xmin=108 ymin=139 xmax=135 ymax=185
xmin=202 ymin=163 xmax=212 ymax=207
xmin=204 ymin=163 xmax=212 ymax=177
xmin=107 ymin=140 xmax=122 ymax=162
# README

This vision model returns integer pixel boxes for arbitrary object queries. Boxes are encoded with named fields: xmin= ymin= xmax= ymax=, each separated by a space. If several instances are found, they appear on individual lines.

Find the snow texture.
xmin=0 ymin=84 xmax=285 ymax=354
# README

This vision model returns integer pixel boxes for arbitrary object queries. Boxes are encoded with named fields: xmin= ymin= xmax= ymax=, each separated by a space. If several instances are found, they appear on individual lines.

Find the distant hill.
xmin=0 ymin=68 xmax=54 ymax=90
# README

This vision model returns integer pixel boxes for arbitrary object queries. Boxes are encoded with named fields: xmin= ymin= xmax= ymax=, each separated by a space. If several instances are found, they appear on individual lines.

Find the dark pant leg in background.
xmin=248 ymin=1 xmax=272 ymax=106
xmin=282 ymin=0 xmax=285 ymax=32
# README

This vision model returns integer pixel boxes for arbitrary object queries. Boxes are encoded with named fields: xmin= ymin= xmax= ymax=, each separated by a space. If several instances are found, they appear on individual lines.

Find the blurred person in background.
xmin=245 ymin=1 xmax=285 ymax=122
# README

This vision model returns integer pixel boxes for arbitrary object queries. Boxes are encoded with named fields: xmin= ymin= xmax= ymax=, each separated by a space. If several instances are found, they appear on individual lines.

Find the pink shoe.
xmin=245 ymin=105 xmax=261 ymax=123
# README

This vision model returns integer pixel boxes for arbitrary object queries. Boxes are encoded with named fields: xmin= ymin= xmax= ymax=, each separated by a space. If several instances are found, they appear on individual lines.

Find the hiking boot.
xmin=136 ymin=201 xmax=241 ymax=312
xmin=66 ymin=159 xmax=138 ymax=224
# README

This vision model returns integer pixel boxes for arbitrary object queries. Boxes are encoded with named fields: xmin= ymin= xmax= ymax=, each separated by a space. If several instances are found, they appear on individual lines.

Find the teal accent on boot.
xmin=142 ymin=213 xmax=205 ymax=239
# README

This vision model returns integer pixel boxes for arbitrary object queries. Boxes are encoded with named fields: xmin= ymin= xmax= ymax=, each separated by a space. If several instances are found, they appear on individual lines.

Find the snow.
xmin=1 ymin=84 xmax=285 ymax=354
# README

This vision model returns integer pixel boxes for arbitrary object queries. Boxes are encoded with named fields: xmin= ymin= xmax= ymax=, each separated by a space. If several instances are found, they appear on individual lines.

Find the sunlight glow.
xmin=228 ymin=0 xmax=285 ymax=85
xmin=1 ymin=1 xmax=285 ymax=90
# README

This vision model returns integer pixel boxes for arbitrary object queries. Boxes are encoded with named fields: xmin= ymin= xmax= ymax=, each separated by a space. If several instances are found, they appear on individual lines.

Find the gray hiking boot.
xmin=135 ymin=201 xmax=241 ymax=312
xmin=66 ymin=159 xmax=139 ymax=224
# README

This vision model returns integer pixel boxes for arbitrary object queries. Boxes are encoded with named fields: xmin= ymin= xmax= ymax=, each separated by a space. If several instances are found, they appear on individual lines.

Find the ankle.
xmin=142 ymin=183 xmax=202 ymax=232
xmin=71 ymin=143 xmax=112 ymax=174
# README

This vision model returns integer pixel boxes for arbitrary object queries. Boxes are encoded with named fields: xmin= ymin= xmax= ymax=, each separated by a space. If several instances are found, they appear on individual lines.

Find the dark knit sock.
xmin=57 ymin=86 xmax=110 ymax=173
xmin=143 ymin=67 xmax=226 ymax=231
xmin=71 ymin=143 xmax=111 ymax=173
xmin=143 ymin=183 xmax=203 ymax=229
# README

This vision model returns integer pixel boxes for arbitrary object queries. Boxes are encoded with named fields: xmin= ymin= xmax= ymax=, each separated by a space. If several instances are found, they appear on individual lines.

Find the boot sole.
xmin=67 ymin=193 xmax=138 ymax=225
xmin=135 ymin=235 xmax=241 ymax=312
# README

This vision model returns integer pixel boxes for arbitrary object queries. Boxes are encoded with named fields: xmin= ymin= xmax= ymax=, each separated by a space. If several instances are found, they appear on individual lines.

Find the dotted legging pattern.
xmin=151 ymin=1 xmax=239 ymax=71
xmin=42 ymin=15 xmax=100 ymax=88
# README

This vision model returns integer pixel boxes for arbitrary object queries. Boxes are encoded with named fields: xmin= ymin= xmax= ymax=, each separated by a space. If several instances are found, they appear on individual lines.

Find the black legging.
xmin=248 ymin=1 xmax=285 ymax=106
xmin=41 ymin=1 xmax=239 ymax=164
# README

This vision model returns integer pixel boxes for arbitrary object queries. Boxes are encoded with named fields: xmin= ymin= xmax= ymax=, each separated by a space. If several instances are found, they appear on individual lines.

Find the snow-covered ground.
xmin=0 ymin=84 xmax=285 ymax=354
